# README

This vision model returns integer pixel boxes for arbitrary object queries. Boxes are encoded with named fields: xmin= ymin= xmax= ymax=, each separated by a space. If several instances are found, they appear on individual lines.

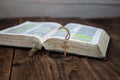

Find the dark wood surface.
xmin=0 ymin=17 xmax=120 ymax=80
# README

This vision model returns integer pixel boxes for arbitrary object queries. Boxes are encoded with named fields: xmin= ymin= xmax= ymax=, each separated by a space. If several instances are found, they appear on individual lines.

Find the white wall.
xmin=0 ymin=0 xmax=120 ymax=18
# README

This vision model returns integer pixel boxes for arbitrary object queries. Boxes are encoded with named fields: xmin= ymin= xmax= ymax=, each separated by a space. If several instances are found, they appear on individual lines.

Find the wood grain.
xmin=0 ymin=18 xmax=18 ymax=80
xmin=0 ymin=17 xmax=120 ymax=80
xmin=17 ymin=17 xmax=92 ymax=25
xmin=11 ymin=49 xmax=100 ymax=80
xmin=0 ymin=18 xmax=18 ymax=30
xmin=10 ymin=17 xmax=120 ymax=80
xmin=0 ymin=47 xmax=14 ymax=80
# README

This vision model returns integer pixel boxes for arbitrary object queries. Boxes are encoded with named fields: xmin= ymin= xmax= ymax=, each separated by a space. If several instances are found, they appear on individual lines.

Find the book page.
xmin=0 ymin=21 xmax=61 ymax=41
xmin=27 ymin=23 xmax=61 ymax=38
xmin=0 ymin=21 xmax=62 ymax=48
xmin=1 ymin=21 xmax=41 ymax=34
xmin=51 ymin=23 xmax=103 ymax=44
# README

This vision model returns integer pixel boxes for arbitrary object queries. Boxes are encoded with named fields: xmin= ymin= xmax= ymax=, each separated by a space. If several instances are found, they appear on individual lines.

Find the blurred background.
xmin=0 ymin=0 xmax=120 ymax=19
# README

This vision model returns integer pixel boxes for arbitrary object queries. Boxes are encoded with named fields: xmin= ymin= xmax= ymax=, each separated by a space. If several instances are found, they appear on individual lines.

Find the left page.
xmin=0 ymin=21 xmax=62 ymax=48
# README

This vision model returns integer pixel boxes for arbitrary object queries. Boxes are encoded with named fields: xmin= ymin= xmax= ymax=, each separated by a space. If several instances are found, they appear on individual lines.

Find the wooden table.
xmin=0 ymin=17 xmax=120 ymax=80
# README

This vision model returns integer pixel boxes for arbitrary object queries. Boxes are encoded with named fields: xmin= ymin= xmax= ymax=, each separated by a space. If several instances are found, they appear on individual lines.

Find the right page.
xmin=43 ymin=23 xmax=110 ymax=58
xmin=53 ymin=23 xmax=102 ymax=44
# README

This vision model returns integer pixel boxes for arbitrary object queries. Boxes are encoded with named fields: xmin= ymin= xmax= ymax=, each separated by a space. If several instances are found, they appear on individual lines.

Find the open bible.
xmin=0 ymin=21 xmax=110 ymax=58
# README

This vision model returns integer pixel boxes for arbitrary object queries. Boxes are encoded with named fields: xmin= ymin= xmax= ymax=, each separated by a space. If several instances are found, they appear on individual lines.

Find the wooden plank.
xmin=11 ymin=49 xmax=98 ymax=80
xmin=11 ymin=42 xmax=120 ymax=80
xmin=85 ymin=18 xmax=120 ymax=80
xmin=0 ymin=47 xmax=14 ymax=80
xmin=0 ymin=18 xmax=18 ymax=80
xmin=0 ymin=18 xmax=18 ymax=30
xmin=10 ymin=18 xmax=120 ymax=80
xmin=17 ymin=17 xmax=91 ymax=25
xmin=81 ymin=39 xmax=120 ymax=80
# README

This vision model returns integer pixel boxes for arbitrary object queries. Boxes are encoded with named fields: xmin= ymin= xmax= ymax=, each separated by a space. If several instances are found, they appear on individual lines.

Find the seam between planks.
xmin=9 ymin=48 xmax=15 ymax=80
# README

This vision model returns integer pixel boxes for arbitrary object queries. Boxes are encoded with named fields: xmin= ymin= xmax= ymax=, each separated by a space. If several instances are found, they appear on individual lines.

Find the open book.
xmin=0 ymin=21 xmax=110 ymax=58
